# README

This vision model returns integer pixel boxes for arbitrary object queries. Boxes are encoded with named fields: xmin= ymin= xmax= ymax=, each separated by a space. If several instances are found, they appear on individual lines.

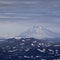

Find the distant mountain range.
xmin=0 ymin=25 xmax=60 ymax=40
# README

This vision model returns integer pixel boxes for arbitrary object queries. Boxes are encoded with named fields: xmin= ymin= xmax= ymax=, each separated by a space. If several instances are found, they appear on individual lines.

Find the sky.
xmin=0 ymin=0 xmax=60 ymax=37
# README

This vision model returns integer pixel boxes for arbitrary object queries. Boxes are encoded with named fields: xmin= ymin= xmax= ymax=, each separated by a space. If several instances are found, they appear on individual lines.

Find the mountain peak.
xmin=19 ymin=25 xmax=59 ymax=39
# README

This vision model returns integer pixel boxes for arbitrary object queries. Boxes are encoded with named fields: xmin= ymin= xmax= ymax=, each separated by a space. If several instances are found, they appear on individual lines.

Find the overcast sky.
xmin=0 ymin=0 xmax=60 ymax=37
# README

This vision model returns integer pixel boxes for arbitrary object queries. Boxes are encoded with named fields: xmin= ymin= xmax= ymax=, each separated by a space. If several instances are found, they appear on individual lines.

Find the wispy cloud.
xmin=0 ymin=1 xmax=14 ymax=4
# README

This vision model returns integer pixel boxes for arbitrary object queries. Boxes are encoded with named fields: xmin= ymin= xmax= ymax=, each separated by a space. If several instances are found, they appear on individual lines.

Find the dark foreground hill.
xmin=0 ymin=38 xmax=60 ymax=60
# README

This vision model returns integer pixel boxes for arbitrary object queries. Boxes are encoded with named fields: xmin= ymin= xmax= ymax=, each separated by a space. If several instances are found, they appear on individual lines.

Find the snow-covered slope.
xmin=19 ymin=25 xmax=59 ymax=39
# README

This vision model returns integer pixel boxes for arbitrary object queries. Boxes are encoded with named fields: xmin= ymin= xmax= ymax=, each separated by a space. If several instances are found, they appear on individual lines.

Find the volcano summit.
xmin=19 ymin=25 xmax=59 ymax=39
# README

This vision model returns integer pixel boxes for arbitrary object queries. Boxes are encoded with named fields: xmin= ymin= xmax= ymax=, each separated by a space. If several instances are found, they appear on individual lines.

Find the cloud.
xmin=0 ymin=1 xmax=14 ymax=4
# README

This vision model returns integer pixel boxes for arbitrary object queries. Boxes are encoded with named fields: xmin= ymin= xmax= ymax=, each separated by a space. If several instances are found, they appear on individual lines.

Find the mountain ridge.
xmin=19 ymin=25 xmax=60 ymax=39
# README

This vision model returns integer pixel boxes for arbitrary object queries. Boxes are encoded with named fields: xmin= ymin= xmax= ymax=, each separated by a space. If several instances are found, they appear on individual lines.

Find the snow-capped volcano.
xmin=19 ymin=25 xmax=59 ymax=39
